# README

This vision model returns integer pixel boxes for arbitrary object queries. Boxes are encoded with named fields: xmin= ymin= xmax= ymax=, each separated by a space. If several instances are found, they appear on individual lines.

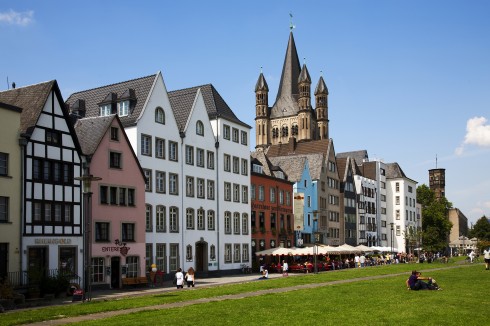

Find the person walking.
xmin=484 ymin=248 xmax=490 ymax=270
xmin=175 ymin=268 xmax=184 ymax=289
xmin=282 ymin=260 xmax=289 ymax=276
xmin=185 ymin=267 xmax=195 ymax=287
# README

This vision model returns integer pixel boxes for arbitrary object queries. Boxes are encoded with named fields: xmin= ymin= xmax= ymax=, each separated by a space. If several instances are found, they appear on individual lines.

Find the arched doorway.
xmin=195 ymin=240 xmax=208 ymax=273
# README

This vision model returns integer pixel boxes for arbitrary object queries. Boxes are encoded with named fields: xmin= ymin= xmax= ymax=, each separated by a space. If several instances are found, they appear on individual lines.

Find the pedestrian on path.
xmin=484 ymin=248 xmax=490 ymax=270
xmin=185 ymin=267 xmax=195 ymax=287
xmin=282 ymin=260 xmax=289 ymax=276
xmin=175 ymin=268 xmax=184 ymax=289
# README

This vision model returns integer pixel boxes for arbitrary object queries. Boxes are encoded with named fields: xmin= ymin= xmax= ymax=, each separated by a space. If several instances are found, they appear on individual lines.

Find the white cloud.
xmin=455 ymin=116 xmax=490 ymax=156
xmin=0 ymin=9 xmax=34 ymax=26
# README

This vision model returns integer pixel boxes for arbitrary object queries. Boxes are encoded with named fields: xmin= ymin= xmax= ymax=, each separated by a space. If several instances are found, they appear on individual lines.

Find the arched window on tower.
xmin=292 ymin=124 xmax=298 ymax=136
xmin=281 ymin=125 xmax=289 ymax=137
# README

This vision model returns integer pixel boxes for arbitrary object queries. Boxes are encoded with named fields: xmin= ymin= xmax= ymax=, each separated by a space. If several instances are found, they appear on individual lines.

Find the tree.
xmin=469 ymin=216 xmax=490 ymax=241
xmin=416 ymin=185 xmax=453 ymax=253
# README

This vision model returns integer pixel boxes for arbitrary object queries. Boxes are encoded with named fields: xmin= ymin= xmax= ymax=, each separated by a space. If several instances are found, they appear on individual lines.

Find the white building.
xmin=66 ymin=72 xmax=251 ymax=276
xmin=386 ymin=162 xmax=418 ymax=254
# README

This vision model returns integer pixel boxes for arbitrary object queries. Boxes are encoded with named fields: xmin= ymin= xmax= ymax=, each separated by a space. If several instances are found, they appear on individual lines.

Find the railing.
xmin=2 ymin=269 xmax=81 ymax=288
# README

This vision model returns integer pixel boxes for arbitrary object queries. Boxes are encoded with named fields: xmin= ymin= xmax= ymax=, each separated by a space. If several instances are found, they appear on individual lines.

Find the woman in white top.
xmin=185 ymin=267 xmax=195 ymax=287
xmin=175 ymin=268 xmax=184 ymax=289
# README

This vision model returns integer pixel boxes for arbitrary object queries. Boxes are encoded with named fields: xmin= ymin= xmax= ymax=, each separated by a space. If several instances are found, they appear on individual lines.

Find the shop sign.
xmin=34 ymin=238 xmax=72 ymax=244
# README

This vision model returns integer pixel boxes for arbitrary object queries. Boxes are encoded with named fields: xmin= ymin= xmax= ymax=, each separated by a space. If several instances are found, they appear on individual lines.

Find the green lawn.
xmin=2 ymin=262 xmax=488 ymax=326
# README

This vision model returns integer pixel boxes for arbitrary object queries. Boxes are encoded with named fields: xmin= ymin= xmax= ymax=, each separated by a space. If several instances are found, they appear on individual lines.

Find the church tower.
xmin=315 ymin=75 xmax=329 ymax=139
xmin=429 ymin=168 xmax=446 ymax=200
xmin=255 ymin=72 xmax=269 ymax=149
xmin=297 ymin=63 xmax=313 ymax=141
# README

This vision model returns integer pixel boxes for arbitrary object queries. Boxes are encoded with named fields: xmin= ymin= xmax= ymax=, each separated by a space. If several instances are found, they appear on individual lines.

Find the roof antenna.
xmin=436 ymin=154 xmax=438 ymax=168
xmin=7 ymin=76 xmax=9 ymax=90
xmin=289 ymin=13 xmax=295 ymax=31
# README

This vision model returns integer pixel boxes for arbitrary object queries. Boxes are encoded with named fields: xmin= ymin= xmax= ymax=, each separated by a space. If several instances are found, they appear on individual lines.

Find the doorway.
xmin=111 ymin=257 xmax=120 ymax=289
xmin=28 ymin=247 xmax=48 ymax=282
xmin=195 ymin=241 xmax=208 ymax=273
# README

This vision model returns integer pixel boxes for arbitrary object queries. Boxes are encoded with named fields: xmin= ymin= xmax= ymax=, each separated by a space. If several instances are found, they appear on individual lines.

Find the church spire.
xmin=275 ymin=32 xmax=301 ymax=104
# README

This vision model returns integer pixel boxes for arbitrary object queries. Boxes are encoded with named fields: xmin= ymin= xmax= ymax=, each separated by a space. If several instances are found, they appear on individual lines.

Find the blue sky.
xmin=1 ymin=1 xmax=489 ymax=226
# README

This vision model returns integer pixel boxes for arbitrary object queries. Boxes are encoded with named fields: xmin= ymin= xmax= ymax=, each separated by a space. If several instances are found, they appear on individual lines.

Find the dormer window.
xmin=118 ymin=101 xmax=129 ymax=117
xmin=100 ymin=104 xmax=111 ymax=116
xmin=252 ymin=164 xmax=263 ymax=174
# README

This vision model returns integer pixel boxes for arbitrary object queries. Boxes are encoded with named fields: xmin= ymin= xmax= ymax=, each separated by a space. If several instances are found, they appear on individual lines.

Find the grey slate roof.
xmin=336 ymin=150 xmax=369 ymax=165
xmin=255 ymin=73 xmax=269 ymax=92
xmin=266 ymin=138 xmax=331 ymax=157
xmin=0 ymin=80 xmax=56 ymax=134
xmin=74 ymin=115 xmax=116 ymax=155
xmin=168 ymin=84 xmax=251 ymax=130
xmin=314 ymin=76 xmax=328 ymax=95
xmin=268 ymin=156 xmax=306 ymax=183
xmin=65 ymin=74 xmax=157 ymax=128
xmin=385 ymin=162 xmax=408 ymax=179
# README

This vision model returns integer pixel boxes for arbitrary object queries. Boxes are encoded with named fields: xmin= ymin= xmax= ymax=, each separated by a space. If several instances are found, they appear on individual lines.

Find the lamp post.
xmin=390 ymin=222 xmax=394 ymax=259
xmin=75 ymin=174 xmax=101 ymax=302
xmin=313 ymin=211 xmax=319 ymax=274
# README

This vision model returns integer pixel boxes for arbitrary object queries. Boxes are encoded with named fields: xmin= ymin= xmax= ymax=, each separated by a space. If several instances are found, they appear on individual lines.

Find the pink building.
xmin=75 ymin=114 xmax=146 ymax=289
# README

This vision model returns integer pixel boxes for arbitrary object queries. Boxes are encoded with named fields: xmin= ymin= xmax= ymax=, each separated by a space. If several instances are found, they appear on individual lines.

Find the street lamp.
xmin=390 ymin=222 xmax=394 ymax=259
xmin=313 ymin=211 xmax=320 ymax=274
xmin=75 ymin=174 xmax=101 ymax=302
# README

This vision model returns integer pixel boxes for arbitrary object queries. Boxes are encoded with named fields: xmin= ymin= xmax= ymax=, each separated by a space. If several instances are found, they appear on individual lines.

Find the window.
xmin=186 ymin=245 xmax=193 ymax=261
xmin=100 ymin=104 xmax=111 ymax=116
xmin=258 ymin=186 xmax=264 ymax=201
xmin=241 ymin=131 xmax=247 ymax=145
xmin=146 ymin=244 xmax=152 ymax=271
xmin=233 ymin=184 xmax=240 ymax=202
xmin=122 ymin=223 xmax=135 ymax=241
xmin=186 ymin=176 xmax=194 ymax=197
xmin=155 ymin=107 xmax=165 ymax=124
xmin=251 ymin=184 xmax=256 ymax=201
xmin=118 ymin=100 xmax=129 ymax=116
xmin=279 ymin=190 xmax=284 ymax=204
xmin=233 ymin=157 xmax=239 ymax=174
xmin=232 ymin=128 xmax=239 ymax=143
xmin=224 ymin=182 xmax=231 ymax=201
xmin=185 ymin=145 xmax=194 ymax=165
xmin=46 ymin=130 xmax=61 ymax=146
xmin=207 ymin=210 xmax=215 ymax=230
xmin=396 ymin=209 xmax=400 ymax=220
xmin=0 ymin=197 xmax=8 ymax=222
xmin=109 ymin=152 xmax=122 ymax=169
xmin=141 ymin=134 xmax=152 ymax=156
xmin=156 ymin=205 xmax=166 ymax=232
xmin=128 ymin=189 xmax=135 ymax=206
xmin=207 ymin=151 xmax=214 ymax=169
xmin=286 ymin=192 xmax=291 ymax=206
xmin=169 ymin=173 xmax=178 ymax=195
xmin=241 ymin=159 xmax=248 ymax=176
xmin=197 ymin=178 xmax=205 ymax=198
xmin=146 ymin=204 xmax=153 ymax=231
xmin=156 ymin=243 xmax=166 ymax=271
xmin=223 ymin=125 xmax=230 ymax=140
xmin=196 ymin=148 xmax=204 ymax=167
xmin=234 ymin=244 xmax=241 ymax=262
xmin=156 ymin=171 xmax=166 ymax=193
xmin=110 ymin=127 xmax=119 ymax=141
xmin=100 ymin=186 xmax=108 ymax=204
xmin=169 ymin=244 xmax=179 ymax=271
xmin=155 ymin=138 xmax=165 ymax=159
xmin=210 ymin=245 xmax=216 ymax=260
xmin=196 ymin=120 xmax=204 ymax=135
xmin=197 ymin=208 xmax=205 ymax=230
xmin=242 ymin=186 xmax=248 ymax=204
xmin=118 ymin=188 xmax=126 ymax=205
xmin=169 ymin=207 xmax=179 ymax=232
xmin=95 ymin=222 xmax=110 ymax=241
xmin=169 ymin=141 xmax=178 ymax=161
xmin=233 ymin=212 xmax=240 ymax=234
xmin=224 ymin=211 xmax=231 ymax=234
xmin=270 ymin=188 xmax=276 ymax=203
xmin=126 ymin=256 xmax=139 ymax=278
xmin=144 ymin=169 xmax=152 ymax=192
xmin=186 ymin=208 xmax=194 ymax=229
xmin=396 ymin=196 xmax=400 ymax=205
xmin=224 ymin=154 xmax=231 ymax=172
xmin=242 ymin=244 xmax=249 ymax=262
xmin=242 ymin=213 xmax=249 ymax=234
xmin=31 ymin=201 xmax=73 ymax=224
xmin=207 ymin=180 xmax=215 ymax=200
xmin=224 ymin=244 xmax=232 ymax=263
xmin=92 ymin=257 xmax=105 ymax=283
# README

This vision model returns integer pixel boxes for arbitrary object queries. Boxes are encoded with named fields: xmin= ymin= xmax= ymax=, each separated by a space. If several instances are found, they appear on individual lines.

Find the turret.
xmin=297 ymin=64 xmax=313 ymax=141
xmin=315 ymin=76 xmax=329 ymax=139
xmin=255 ymin=72 xmax=270 ymax=149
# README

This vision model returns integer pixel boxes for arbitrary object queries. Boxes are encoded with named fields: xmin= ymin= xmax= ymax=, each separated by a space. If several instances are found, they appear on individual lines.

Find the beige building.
xmin=0 ymin=101 xmax=23 ymax=278
xmin=448 ymin=208 xmax=469 ymax=244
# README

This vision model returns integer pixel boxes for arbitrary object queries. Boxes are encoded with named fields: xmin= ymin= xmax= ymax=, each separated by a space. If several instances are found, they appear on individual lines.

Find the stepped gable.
xmin=74 ymin=115 xmax=116 ymax=155
xmin=266 ymin=138 xmax=331 ymax=157
xmin=0 ymin=80 xmax=56 ymax=134
xmin=65 ymin=74 xmax=156 ymax=128
xmin=168 ymin=84 xmax=251 ymax=129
